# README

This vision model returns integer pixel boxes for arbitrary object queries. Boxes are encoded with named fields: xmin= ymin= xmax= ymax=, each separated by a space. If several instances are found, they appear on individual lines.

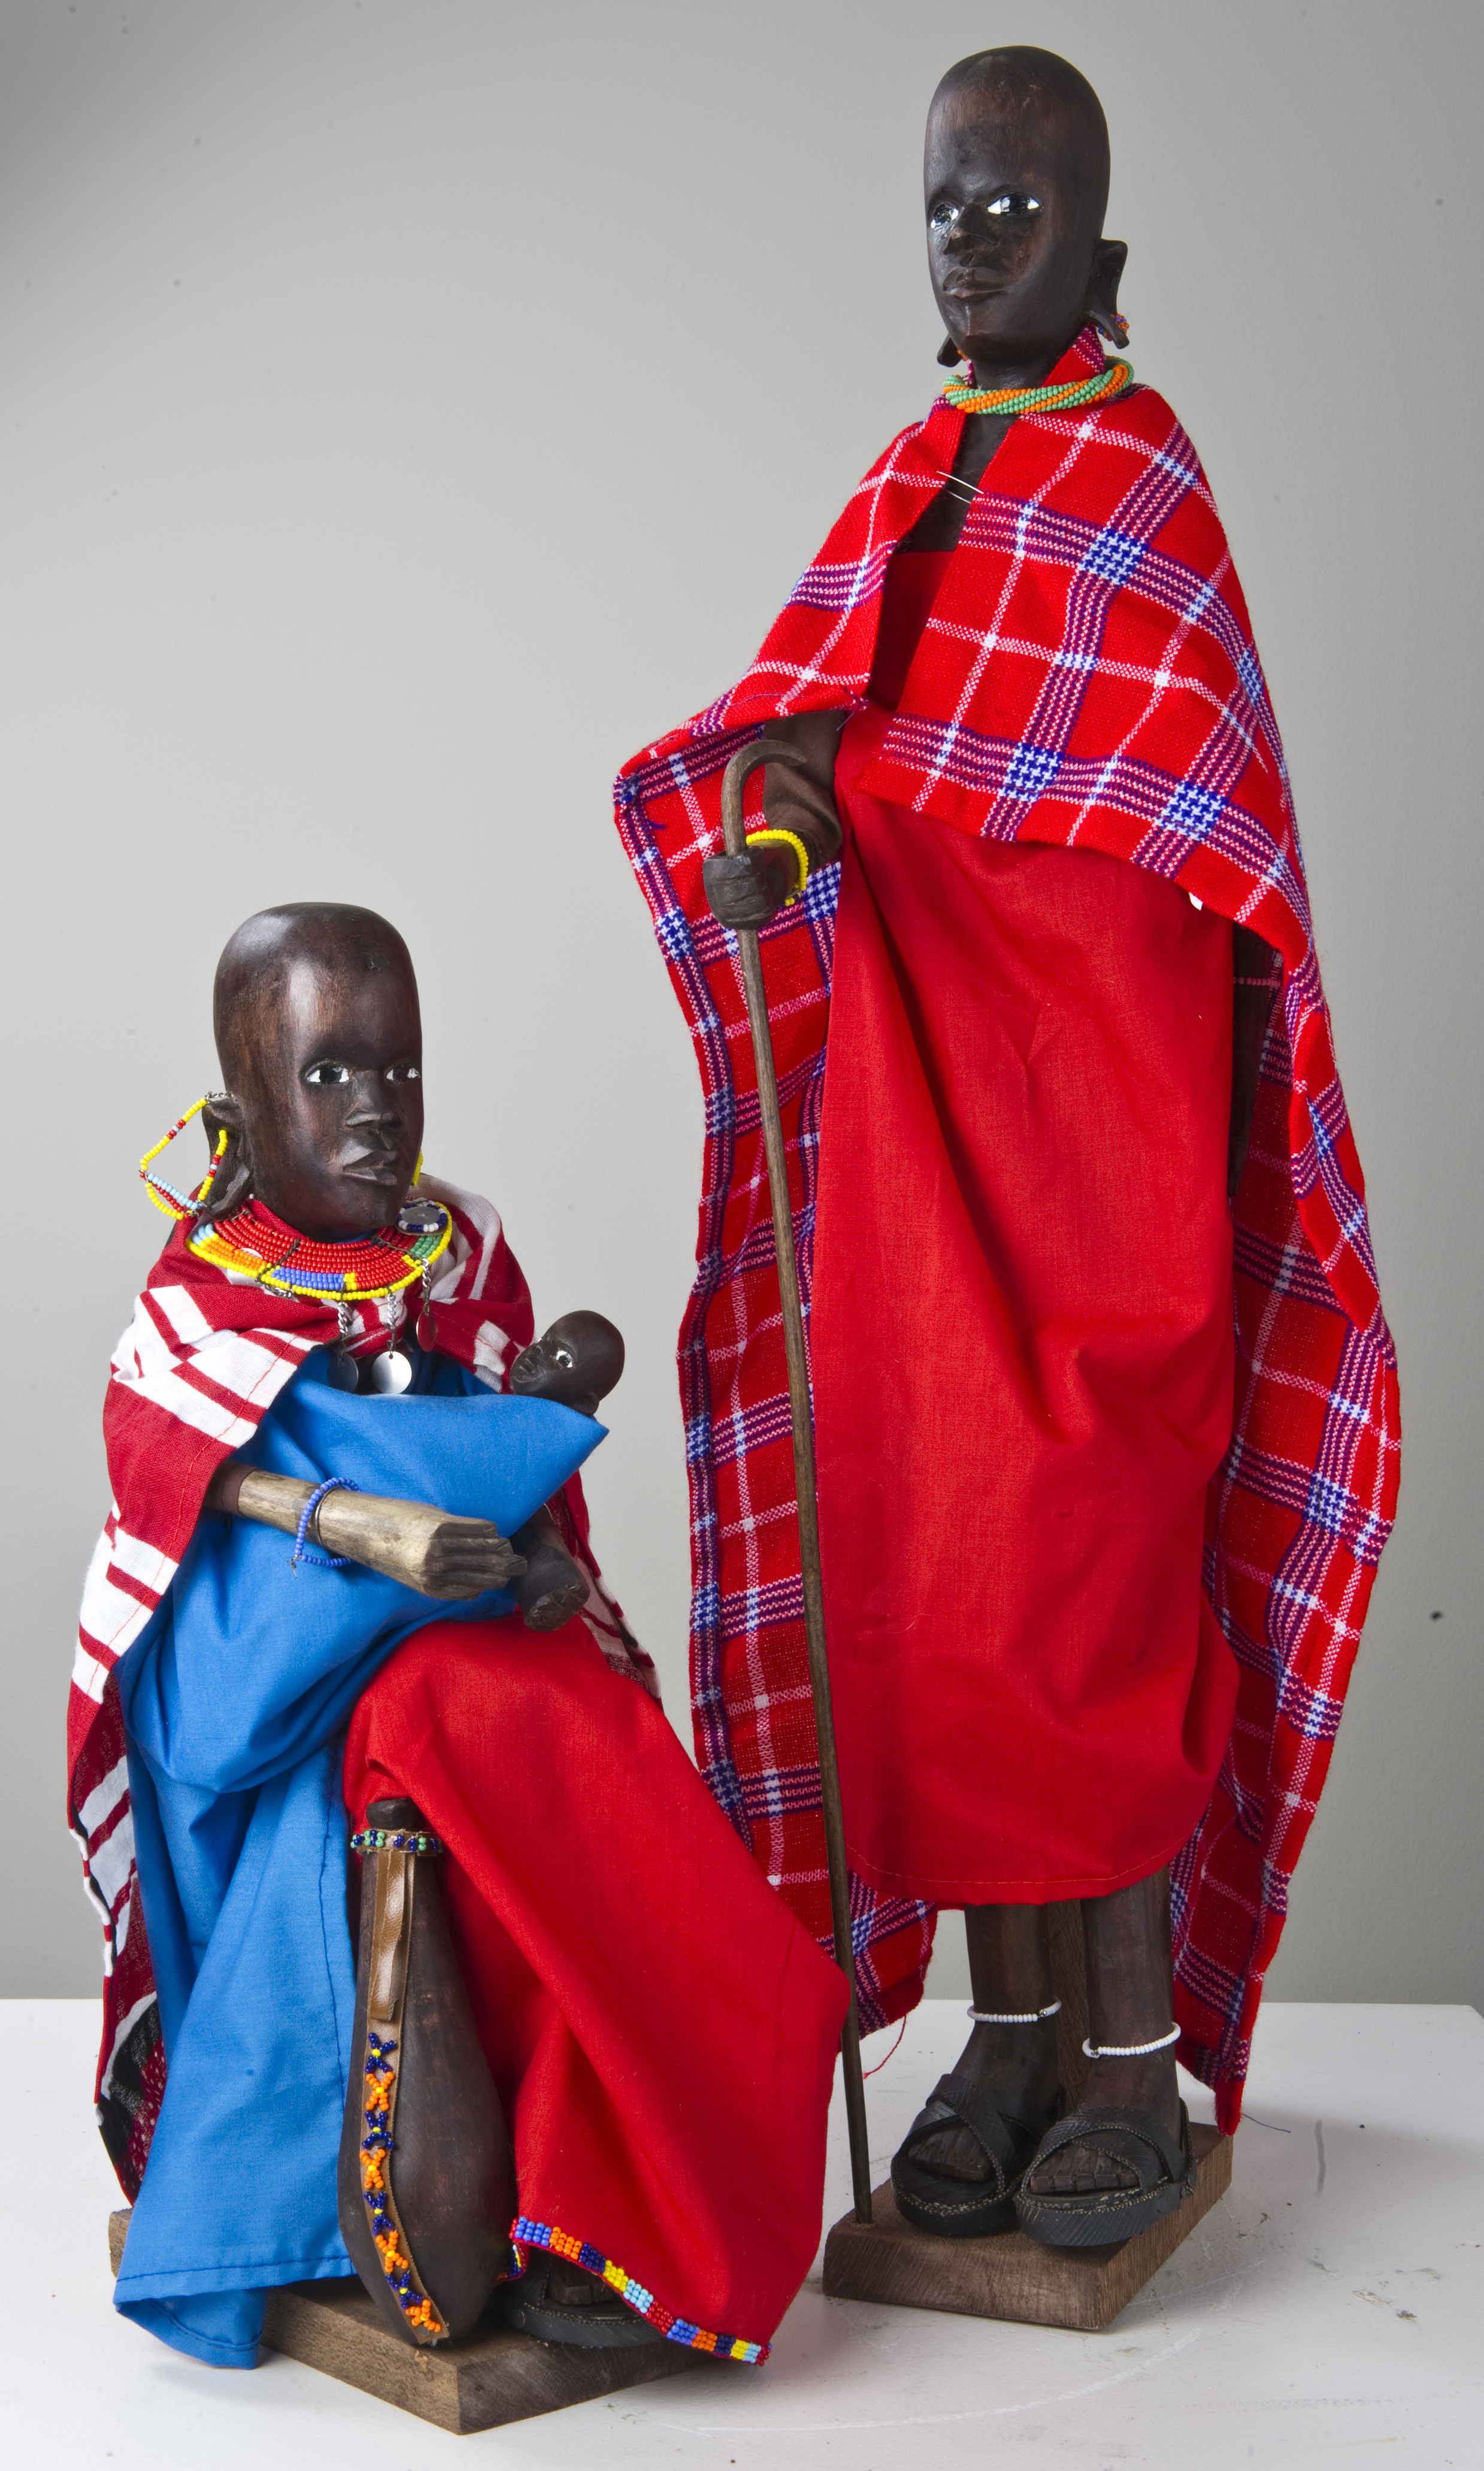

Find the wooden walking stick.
xmin=720 ymin=738 xmax=874 ymax=2224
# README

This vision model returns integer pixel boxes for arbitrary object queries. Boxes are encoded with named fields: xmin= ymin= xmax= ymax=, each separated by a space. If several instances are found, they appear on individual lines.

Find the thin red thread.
xmin=863 ymin=2019 xmax=908 ymax=2079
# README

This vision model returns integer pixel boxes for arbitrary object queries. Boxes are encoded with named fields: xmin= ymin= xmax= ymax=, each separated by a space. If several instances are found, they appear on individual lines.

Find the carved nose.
xmin=344 ymin=1073 xmax=399 ymax=1122
xmin=950 ymin=203 xmax=1006 ymax=244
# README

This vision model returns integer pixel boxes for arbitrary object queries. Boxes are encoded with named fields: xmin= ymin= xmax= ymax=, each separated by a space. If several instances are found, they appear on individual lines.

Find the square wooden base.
xmin=822 ymin=2124 xmax=1232 ymax=2333
xmin=109 ymin=2211 xmax=704 ymax=2433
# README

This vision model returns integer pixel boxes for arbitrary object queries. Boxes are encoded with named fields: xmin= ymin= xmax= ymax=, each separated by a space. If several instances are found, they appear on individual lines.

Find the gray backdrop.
xmin=3 ymin=0 xmax=1478 ymax=2009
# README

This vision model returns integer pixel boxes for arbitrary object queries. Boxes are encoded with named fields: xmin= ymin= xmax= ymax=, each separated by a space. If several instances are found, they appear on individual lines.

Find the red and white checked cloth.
xmin=615 ymin=327 xmax=1400 ymax=2131
xmin=67 ymin=1174 xmax=650 ymax=2197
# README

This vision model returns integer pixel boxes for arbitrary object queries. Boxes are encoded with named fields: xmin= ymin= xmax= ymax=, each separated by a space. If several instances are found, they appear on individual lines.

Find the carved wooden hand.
xmin=702 ymin=716 xmax=847 ymax=929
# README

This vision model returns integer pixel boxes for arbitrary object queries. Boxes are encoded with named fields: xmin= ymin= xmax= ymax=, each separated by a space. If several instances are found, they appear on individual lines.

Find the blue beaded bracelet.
xmin=291 ymin=1475 xmax=362 ymax=1571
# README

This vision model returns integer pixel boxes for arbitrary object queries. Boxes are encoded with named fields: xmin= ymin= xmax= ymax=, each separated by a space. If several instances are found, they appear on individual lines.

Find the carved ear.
xmin=198 ymin=1094 xmax=253 ymax=1225
xmin=936 ymin=331 xmax=966 ymax=368
xmin=1086 ymin=238 xmax=1129 ymax=344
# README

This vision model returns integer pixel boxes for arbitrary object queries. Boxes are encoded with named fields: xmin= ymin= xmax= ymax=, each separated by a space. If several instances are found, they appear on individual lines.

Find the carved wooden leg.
xmin=1023 ymin=1870 xmax=1184 ymax=2203
xmin=337 ymin=1798 xmax=516 ymax=2345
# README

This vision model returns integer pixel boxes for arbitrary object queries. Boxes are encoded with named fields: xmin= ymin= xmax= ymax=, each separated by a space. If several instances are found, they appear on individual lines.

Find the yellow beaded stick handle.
xmin=721 ymin=738 xmax=873 ymax=2226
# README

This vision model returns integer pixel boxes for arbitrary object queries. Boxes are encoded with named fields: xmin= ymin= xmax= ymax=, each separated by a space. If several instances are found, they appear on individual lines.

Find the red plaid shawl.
xmin=68 ymin=1174 xmax=648 ymax=2197
xmin=615 ymin=326 xmax=1400 ymax=2130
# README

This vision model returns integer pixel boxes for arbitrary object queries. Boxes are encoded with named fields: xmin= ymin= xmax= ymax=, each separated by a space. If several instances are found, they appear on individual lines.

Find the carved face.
xmin=234 ymin=950 xmax=424 ymax=1238
xmin=508 ymin=1311 xmax=625 ymax=1417
xmin=925 ymin=74 xmax=1107 ymax=374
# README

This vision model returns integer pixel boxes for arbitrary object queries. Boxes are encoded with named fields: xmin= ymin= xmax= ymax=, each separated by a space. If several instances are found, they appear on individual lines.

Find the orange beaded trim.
xmin=360 ymin=2030 xmax=446 ymax=2339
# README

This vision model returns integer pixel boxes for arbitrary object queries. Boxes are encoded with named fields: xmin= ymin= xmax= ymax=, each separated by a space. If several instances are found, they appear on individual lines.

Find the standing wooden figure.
xmin=616 ymin=46 xmax=1399 ymax=2271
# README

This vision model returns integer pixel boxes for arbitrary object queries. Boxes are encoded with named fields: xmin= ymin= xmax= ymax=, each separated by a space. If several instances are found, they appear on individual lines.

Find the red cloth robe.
xmin=346 ymin=1619 xmax=846 ymax=2355
xmin=614 ymin=327 xmax=1401 ymax=2130
xmin=816 ymin=554 xmax=1240 ymax=1903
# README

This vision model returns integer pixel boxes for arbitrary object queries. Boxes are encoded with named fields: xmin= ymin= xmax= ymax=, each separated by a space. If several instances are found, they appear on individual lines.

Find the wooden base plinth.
xmin=822 ymin=2125 xmax=1232 ymax=2333
xmin=109 ymin=2211 xmax=704 ymax=2433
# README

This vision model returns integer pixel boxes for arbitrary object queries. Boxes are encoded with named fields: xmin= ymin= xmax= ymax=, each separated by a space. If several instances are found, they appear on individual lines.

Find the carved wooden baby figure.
xmin=508 ymin=1313 xmax=626 ymax=1629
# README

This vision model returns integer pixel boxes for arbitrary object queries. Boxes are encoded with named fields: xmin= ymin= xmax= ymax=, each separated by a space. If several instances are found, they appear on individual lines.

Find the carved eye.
xmin=304 ymin=1061 xmax=352 ymax=1086
xmin=986 ymin=192 xmax=1041 ymax=218
xmin=553 ymin=1347 xmax=575 ymax=1370
xmin=384 ymin=1063 xmax=420 ymax=1083
xmin=929 ymin=199 xmax=962 ymax=234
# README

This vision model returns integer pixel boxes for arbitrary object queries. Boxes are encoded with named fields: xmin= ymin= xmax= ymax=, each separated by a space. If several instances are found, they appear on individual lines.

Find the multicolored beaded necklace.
xmin=138 ymin=1094 xmax=452 ymax=1303
xmin=941 ymin=355 xmax=1133 ymax=418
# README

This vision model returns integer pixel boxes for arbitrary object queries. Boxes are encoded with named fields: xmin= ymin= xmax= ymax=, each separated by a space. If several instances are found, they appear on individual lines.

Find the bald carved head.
xmin=204 ymin=903 xmax=424 ymax=1239
xmin=926 ymin=47 xmax=1125 ymax=383
xmin=509 ymin=1312 xmax=626 ymax=1419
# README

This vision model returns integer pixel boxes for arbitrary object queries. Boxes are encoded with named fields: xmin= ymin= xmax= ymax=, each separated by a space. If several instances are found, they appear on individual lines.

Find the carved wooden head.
xmin=204 ymin=903 xmax=423 ymax=1238
xmin=508 ymin=1312 xmax=626 ymax=1418
xmin=926 ymin=48 xmax=1126 ymax=378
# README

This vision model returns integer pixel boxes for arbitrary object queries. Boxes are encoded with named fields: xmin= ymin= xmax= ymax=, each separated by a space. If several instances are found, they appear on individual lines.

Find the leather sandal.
xmin=494 ymin=2252 xmax=667 ymax=2349
xmin=891 ymin=2073 xmax=1064 ymax=2239
xmin=1014 ymin=2101 xmax=1197 ymax=2249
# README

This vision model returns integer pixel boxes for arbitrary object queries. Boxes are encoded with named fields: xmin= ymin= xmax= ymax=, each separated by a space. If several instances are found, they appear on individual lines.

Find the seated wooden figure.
xmin=616 ymin=50 xmax=1400 ymax=2254
xmin=68 ymin=901 xmax=848 ymax=2371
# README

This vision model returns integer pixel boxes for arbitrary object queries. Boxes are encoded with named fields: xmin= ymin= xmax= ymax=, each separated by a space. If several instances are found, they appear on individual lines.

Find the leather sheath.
xmin=337 ymin=1798 xmax=516 ymax=2345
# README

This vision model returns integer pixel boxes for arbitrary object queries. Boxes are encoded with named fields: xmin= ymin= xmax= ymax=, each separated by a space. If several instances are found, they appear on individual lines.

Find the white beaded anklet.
xmin=966 ymin=2000 xmax=1062 ymax=2025
xmin=1081 ymin=2024 xmax=1180 ymax=2058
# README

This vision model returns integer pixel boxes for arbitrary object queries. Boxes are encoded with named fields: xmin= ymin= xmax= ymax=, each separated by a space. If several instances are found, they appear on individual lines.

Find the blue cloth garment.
xmin=113 ymin=1346 xmax=602 ymax=2367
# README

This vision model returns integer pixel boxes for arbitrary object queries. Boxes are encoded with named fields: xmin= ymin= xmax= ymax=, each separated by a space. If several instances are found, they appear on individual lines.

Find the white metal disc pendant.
xmin=367 ymin=1347 xmax=413 ymax=1395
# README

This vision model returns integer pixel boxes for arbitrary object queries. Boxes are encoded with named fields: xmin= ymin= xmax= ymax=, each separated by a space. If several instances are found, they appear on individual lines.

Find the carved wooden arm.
xmin=204 ymin=1462 xmax=526 ymax=1601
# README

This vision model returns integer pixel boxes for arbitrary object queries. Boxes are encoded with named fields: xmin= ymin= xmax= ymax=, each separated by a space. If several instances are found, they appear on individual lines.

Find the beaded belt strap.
xmin=351 ymin=1825 xmax=445 ymax=1858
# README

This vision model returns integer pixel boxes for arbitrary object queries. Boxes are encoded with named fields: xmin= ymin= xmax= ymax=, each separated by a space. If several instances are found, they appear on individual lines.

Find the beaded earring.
xmin=140 ymin=1095 xmax=229 ymax=1218
xmin=1092 ymin=309 xmax=1131 ymax=347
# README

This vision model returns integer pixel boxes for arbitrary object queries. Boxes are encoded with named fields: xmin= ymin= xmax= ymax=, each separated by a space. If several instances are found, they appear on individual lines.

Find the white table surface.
xmin=10 ymin=1997 xmax=1481 ymax=2467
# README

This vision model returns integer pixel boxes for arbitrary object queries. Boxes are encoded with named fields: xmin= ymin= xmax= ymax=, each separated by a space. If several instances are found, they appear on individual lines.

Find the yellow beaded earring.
xmin=140 ymin=1097 xmax=226 ymax=1219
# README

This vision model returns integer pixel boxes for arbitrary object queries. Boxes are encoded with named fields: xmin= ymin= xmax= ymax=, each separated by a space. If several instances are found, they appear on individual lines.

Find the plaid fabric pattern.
xmin=68 ymin=1176 xmax=647 ymax=2197
xmin=615 ymin=328 xmax=1400 ymax=2130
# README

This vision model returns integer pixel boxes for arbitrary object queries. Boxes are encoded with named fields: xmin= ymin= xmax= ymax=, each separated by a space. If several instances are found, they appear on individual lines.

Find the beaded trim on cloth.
xmin=510 ymin=2218 xmax=767 ymax=2363
xmin=359 ymin=2028 xmax=446 ymax=2340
